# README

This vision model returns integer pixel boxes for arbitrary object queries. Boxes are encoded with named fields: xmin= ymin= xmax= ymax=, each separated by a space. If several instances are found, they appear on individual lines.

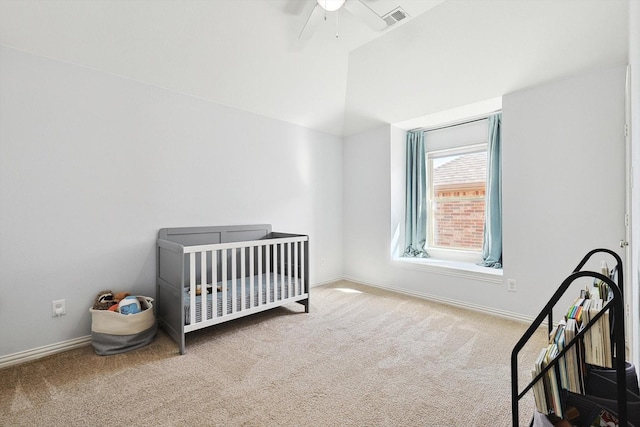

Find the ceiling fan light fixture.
xmin=316 ymin=0 xmax=346 ymax=12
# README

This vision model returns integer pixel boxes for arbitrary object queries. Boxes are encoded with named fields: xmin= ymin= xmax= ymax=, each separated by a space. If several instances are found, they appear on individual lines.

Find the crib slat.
xmin=189 ymin=252 xmax=196 ymax=326
xmin=240 ymin=247 xmax=246 ymax=311
xmin=282 ymin=243 xmax=286 ymax=298
xmin=300 ymin=242 xmax=305 ymax=296
xmin=287 ymin=242 xmax=293 ymax=298
xmin=284 ymin=242 xmax=289 ymax=298
xmin=200 ymin=251 xmax=208 ymax=321
xmin=280 ymin=243 xmax=285 ymax=300
xmin=294 ymin=241 xmax=299 ymax=296
xmin=266 ymin=244 xmax=271 ymax=303
xmin=221 ymin=248 xmax=228 ymax=316
xmin=257 ymin=245 xmax=263 ymax=306
xmin=231 ymin=248 xmax=237 ymax=313
xmin=249 ymin=245 xmax=254 ymax=309
xmin=212 ymin=249 xmax=218 ymax=318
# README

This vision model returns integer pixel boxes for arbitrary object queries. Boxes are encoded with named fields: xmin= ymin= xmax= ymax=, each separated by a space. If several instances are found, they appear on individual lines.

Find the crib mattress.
xmin=184 ymin=273 xmax=297 ymax=324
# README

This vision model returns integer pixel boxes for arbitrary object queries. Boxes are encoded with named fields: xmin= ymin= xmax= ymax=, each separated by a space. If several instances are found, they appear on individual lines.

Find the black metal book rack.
xmin=511 ymin=248 xmax=627 ymax=426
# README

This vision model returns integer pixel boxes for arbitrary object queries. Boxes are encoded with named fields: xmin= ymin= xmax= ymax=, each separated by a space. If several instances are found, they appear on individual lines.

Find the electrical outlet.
xmin=507 ymin=279 xmax=517 ymax=292
xmin=52 ymin=299 xmax=66 ymax=317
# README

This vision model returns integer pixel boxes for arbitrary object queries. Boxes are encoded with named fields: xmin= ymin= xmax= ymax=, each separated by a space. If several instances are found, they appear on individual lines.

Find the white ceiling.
xmin=0 ymin=0 xmax=630 ymax=137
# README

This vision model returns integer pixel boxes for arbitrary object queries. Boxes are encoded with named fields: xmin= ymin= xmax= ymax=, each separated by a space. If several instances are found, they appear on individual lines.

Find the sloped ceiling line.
xmin=0 ymin=0 xmax=629 ymax=137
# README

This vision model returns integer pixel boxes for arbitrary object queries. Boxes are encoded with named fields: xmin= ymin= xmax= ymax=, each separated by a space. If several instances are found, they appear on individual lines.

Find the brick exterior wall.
xmin=432 ymin=186 xmax=485 ymax=250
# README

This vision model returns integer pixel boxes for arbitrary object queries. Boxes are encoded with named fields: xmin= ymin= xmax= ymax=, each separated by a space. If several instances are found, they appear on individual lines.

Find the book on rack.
xmin=544 ymin=343 xmax=564 ymax=419
xmin=564 ymin=287 xmax=613 ymax=370
xmin=566 ymin=297 xmax=585 ymax=324
xmin=563 ymin=317 xmax=585 ymax=395
xmin=566 ymin=295 xmax=587 ymax=388
xmin=583 ymin=298 xmax=609 ymax=368
xmin=584 ymin=298 xmax=613 ymax=368
xmin=532 ymin=344 xmax=564 ymax=418
xmin=532 ymin=348 xmax=549 ymax=415
xmin=550 ymin=320 xmax=568 ymax=391
xmin=581 ymin=298 xmax=593 ymax=364
xmin=594 ymin=278 xmax=613 ymax=303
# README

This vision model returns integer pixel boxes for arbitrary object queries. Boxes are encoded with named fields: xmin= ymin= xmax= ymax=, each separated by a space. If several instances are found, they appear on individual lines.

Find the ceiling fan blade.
xmin=298 ymin=2 xmax=324 ymax=40
xmin=343 ymin=0 xmax=387 ymax=32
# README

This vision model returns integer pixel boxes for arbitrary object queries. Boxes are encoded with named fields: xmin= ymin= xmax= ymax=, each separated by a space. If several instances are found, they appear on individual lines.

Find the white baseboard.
xmin=0 ymin=335 xmax=92 ymax=370
xmin=342 ymin=275 xmax=543 ymax=326
xmin=310 ymin=277 xmax=345 ymax=288
xmin=1 ymin=277 xmax=542 ymax=369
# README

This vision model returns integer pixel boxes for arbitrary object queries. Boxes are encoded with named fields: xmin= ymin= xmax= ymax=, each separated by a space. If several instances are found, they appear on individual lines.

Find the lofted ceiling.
xmin=0 ymin=0 xmax=630 ymax=137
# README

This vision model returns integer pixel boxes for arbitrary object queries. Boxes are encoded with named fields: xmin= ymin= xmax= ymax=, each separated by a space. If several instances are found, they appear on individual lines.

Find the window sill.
xmin=392 ymin=256 xmax=503 ymax=284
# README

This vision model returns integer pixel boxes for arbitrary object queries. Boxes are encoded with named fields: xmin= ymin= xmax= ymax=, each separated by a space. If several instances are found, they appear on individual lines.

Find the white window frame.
xmin=426 ymin=143 xmax=487 ymax=264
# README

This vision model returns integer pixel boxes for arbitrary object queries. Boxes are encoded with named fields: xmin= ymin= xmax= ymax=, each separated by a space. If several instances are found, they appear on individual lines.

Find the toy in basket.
xmin=89 ymin=291 xmax=157 ymax=355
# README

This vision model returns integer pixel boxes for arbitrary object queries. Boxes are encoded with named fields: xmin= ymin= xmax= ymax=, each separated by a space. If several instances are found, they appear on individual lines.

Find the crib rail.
xmin=182 ymin=234 xmax=308 ymax=331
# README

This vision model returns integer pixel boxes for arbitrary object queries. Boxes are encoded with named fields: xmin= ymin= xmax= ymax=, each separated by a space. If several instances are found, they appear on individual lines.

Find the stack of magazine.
xmin=531 ymin=276 xmax=614 ymax=419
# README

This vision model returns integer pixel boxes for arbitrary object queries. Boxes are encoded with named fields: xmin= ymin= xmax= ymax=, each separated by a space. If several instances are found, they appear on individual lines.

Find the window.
xmin=396 ymin=99 xmax=502 ymax=276
xmin=422 ymin=117 xmax=490 ymax=263
xmin=428 ymin=145 xmax=487 ymax=254
xmin=404 ymin=115 xmax=501 ymax=265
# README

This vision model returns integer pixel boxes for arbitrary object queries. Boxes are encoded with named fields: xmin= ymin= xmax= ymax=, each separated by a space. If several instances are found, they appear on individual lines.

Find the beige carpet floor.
xmin=0 ymin=280 xmax=546 ymax=426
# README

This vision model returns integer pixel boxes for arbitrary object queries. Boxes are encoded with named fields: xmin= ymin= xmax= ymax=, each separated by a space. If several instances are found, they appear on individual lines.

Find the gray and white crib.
xmin=156 ymin=224 xmax=309 ymax=354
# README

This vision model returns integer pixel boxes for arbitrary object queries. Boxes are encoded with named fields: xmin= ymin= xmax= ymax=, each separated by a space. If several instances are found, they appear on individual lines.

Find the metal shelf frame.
xmin=511 ymin=248 xmax=627 ymax=426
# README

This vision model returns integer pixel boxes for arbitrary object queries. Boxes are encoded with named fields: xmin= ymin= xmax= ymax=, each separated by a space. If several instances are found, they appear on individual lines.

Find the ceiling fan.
xmin=298 ymin=0 xmax=404 ymax=39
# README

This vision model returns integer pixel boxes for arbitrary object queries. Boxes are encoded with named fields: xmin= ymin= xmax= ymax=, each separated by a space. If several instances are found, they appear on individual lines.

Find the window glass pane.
xmin=430 ymin=150 xmax=486 ymax=251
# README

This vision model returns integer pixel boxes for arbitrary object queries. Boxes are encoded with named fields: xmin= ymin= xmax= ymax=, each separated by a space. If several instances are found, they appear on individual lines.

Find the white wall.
xmin=0 ymin=46 xmax=343 ymax=357
xmin=502 ymin=66 xmax=626 ymax=318
xmin=343 ymin=65 xmax=626 ymax=320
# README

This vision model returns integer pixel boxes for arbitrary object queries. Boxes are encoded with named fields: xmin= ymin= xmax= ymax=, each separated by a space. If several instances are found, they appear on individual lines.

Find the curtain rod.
xmin=410 ymin=109 xmax=502 ymax=133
